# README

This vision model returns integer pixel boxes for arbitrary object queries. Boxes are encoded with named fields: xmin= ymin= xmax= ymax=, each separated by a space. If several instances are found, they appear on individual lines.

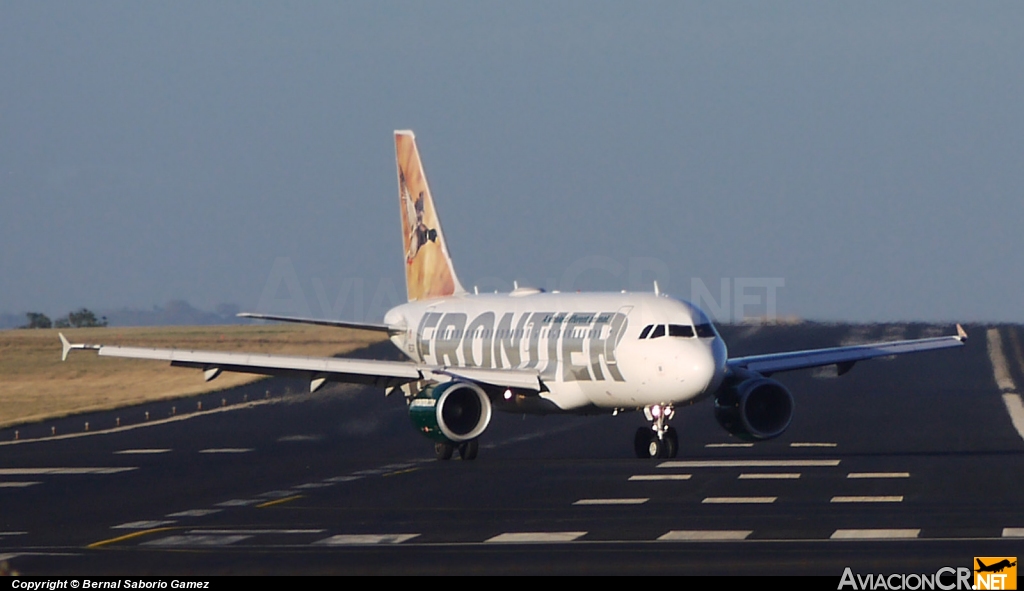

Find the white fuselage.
xmin=384 ymin=291 xmax=728 ymax=412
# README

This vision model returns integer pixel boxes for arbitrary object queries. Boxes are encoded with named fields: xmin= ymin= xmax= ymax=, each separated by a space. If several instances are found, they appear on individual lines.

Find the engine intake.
xmin=714 ymin=377 xmax=794 ymax=441
xmin=409 ymin=381 xmax=492 ymax=443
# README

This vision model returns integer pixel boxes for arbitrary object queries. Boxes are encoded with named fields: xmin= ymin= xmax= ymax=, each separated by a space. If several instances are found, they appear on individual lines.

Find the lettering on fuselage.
xmin=415 ymin=311 xmax=630 ymax=381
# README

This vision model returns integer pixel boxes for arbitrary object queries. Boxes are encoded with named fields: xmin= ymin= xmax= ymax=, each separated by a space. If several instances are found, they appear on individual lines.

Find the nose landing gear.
xmin=634 ymin=404 xmax=678 ymax=459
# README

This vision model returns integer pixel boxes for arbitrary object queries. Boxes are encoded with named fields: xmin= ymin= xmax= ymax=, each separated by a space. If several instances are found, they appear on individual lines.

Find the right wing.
xmin=59 ymin=334 xmax=543 ymax=393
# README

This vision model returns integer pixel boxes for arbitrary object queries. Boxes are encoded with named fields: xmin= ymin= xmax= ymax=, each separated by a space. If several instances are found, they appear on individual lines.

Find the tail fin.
xmin=395 ymin=130 xmax=466 ymax=301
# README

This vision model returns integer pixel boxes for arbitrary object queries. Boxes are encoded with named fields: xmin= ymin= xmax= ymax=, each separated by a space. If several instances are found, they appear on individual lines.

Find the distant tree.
xmin=59 ymin=308 xmax=108 ymax=328
xmin=21 ymin=312 xmax=52 ymax=329
xmin=54 ymin=318 xmax=70 ymax=328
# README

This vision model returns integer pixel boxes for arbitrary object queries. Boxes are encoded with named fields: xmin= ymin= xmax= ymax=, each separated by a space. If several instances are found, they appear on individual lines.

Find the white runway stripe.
xmin=0 ymin=482 xmax=41 ymax=487
xmin=574 ymin=498 xmax=649 ymax=505
xmin=1002 ymin=393 xmax=1024 ymax=440
xmin=144 ymin=535 xmax=250 ymax=546
xmin=659 ymin=530 xmax=752 ymax=541
xmin=629 ymin=474 xmax=692 ymax=481
xmin=660 ymin=459 xmax=839 ymax=468
xmin=790 ymin=442 xmax=837 ymax=448
xmin=1002 ymin=528 xmax=1024 ymax=538
xmin=112 ymin=520 xmax=176 ymax=529
xmin=738 ymin=473 xmax=800 ymax=480
xmin=192 ymin=529 xmax=325 ymax=535
xmin=702 ymin=497 xmax=776 ymax=504
xmin=831 ymin=496 xmax=903 ymax=503
xmin=166 ymin=509 xmax=221 ymax=518
xmin=831 ymin=529 xmax=919 ymax=539
xmin=199 ymin=448 xmax=253 ymax=453
xmin=486 ymin=532 xmax=586 ymax=543
xmin=704 ymin=443 xmax=754 ymax=448
xmin=0 ymin=467 xmax=137 ymax=475
xmin=847 ymin=472 xmax=910 ymax=479
xmin=215 ymin=499 xmax=261 ymax=507
xmin=315 ymin=534 xmax=420 ymax=545
xmin=115 ymin=449 xmax=171 ymax=454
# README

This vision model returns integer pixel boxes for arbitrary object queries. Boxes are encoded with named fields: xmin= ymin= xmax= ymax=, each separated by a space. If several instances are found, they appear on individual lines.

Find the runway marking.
xmin=847 ymin=472 xmax=910 ymax=479
xmin=1002 ymin=528 xmax=1024 ymax=538
xmin=166 ymin=509 xmax=221 ymax=518
xmin=383 ymin=467 xmax=421 ymax=477
xmin=115 ymin=449 xmax=171 ymax=454
xmin=629 ymin=474 xmax=692 ymax=481
xmin=0 ymin=532 xmax=27 ymax=536
xmin=0 ymin=482 xmax=41 ymax=487
xmin=738 ymin=473 xmax=800 ymax=480
xmin=1002 ymin=393 xmax=1024 ymax=441
xmin=702 ymin=497 xmax=776 ymax=504
xmin=293 ymin=482 xmax=333 ymax=489
xmin=660 ymin=460 xmax=840 ymax=468
xmin=486 ymin=532 xmax=587 ymax=543
xmin=190 ymin=529 xmax=324 ymax=535
xmin=790 ymin=442 xmax=837 ymax=448
xmin=258 ymin=490 xmax=297 ymax=499
xmin=658 ymin=530 xmax=752 ymax=541
xmin=112 ymin=520 xmax=176 ymax=530
xmin=704 ymin=443 xmax=754 ymax=448
xmin=215 ymin=499 xmax=261 ymax=507
xmin=144 ymin=534 xmax=251 ymax=547
xmin=315 ymin=534 xmax=420 ymax=545
xmin=88 ymin=527 xmax=178 ymax=548
xmin=986 ymin=328 xmax=1024 ymax=441
xmin=831 ymin=529 xmax=919 ymax=539
xmin=256 ymin=495 xmax=303 ymax=508
xmin=199 ymin=448 xmax=253 ymax=454
xmin=831 ymin=496 xmax=904 ymax=503
xmin=0 ymin=396 xmax=285 ymax=447
xmin=573 ymin=498 xmax=649 ymax=505
xmin=324 ymin=476 xmax=364 ymax=483
xmin=0 ymin=467 xmax=137 ymax=475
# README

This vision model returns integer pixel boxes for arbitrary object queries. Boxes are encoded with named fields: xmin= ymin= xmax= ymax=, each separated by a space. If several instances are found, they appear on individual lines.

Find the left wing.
xmin=727 ymin=324 xmax=967 ymax=376
xmin=59 ymin=333 xmax=542 ymax=393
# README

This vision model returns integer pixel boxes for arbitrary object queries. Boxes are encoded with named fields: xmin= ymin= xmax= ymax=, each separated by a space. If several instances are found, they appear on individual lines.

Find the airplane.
xmin=976 ymin=559 xmax=1017 ymax=574
xmin=60 ymin=130 xmax=968 ymax=461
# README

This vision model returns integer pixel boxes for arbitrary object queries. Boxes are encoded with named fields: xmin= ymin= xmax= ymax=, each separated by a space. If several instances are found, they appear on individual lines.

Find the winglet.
xmin=59 ymin=332 xmax=100 ymax=361
xmin=60 ymin=332 xmax=72 ymax=361
xmin=956 ymin=323 xmax=968 ymax=342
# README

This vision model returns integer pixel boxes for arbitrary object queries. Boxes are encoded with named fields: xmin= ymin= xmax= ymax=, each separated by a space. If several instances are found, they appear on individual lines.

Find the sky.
xmin=2 ymin=2 xmax=1023 ymax=324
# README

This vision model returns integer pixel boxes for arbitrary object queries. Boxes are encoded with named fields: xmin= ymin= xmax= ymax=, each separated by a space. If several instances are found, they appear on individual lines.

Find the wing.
xmin=727 ymin=324 xmax=967 ymax=376
xmin=59 ymin=334 xmax=542 ymax=394
xmin=235 ymin=312 xmax=399 ymax=334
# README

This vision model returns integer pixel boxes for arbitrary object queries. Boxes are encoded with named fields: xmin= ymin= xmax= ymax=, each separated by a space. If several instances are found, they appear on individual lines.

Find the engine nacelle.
xmin=713 ymin=377 xmax=794 ymax=441
xmin=408 ymin=381 xmax=492 ymax=443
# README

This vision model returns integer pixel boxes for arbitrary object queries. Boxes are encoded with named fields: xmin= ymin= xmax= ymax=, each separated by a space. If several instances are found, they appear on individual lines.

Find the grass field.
xmin=0 ymin=325 xmax=388 ymax=429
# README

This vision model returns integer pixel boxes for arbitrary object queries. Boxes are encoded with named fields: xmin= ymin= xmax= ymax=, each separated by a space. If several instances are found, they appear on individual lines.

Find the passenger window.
xmin=668 ymin=324 xmax=695 ymax=338
xmin=639 ymin=325 xmax=653 ymax=339
xmin=650 ymin=325 xmax=666 ymax=339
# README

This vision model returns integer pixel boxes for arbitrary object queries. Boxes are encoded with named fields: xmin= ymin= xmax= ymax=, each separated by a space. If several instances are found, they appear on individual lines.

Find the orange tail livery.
xmin=395 ymin=130 xmax=466 ymax=301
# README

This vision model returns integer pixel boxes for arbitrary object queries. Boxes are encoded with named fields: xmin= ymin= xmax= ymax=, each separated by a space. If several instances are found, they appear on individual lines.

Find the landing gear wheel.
xmin=663 ymin=426 xmax=678 ymax=459
xmin=458 ymin=439 xmax=479 ymax=461
xmin=435 ymin=442 xmax=454 ymax=461
xmin=634 ymin=428 xmax=653 ymax=458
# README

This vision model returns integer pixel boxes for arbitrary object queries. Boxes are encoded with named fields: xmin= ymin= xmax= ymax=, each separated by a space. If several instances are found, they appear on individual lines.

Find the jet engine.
xmin=713 ymin=377 xmax=794 ymax=441
xmin=408 ymin=381 xmax=492 ymax=443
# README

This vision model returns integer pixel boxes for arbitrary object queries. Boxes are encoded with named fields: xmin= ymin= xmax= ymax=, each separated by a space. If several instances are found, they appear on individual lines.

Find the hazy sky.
xmin=2 ymin=2 xmax=1023 ymax=323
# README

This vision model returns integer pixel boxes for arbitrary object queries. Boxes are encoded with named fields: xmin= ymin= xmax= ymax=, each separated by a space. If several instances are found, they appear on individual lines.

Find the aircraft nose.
xmin=685 ymin=342 xmax=718 ymax=394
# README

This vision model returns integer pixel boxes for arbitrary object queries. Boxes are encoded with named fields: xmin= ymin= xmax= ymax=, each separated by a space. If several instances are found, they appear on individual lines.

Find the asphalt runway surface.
xmin=2 ymin=323 xmax=1023 ymax=575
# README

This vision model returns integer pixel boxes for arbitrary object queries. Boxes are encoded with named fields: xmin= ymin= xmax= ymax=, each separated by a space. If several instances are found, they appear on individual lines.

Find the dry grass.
xmin=0 ymin=325 xmax=388 ymax=429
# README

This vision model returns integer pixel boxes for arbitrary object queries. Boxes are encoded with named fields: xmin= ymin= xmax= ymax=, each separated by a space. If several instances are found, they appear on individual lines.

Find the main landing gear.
xmin=634 ymin=404 xmax=678 ymax=459
xmin=435 ymin=439 xmax=479 ymax=461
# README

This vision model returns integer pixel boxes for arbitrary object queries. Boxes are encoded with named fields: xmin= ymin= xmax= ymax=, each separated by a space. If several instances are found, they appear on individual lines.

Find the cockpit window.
xmin=695 ymin=323 xmax=716 ymax=338
xmin=639 ymin=325 xmax=653 ymax=339
xmin=649 ymin=324 xmax=666 ymax=339
xmin=668 ymin=324 xmax=695 ymax=338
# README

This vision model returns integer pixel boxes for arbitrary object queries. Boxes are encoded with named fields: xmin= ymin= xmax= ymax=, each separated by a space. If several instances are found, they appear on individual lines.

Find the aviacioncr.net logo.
xmin=838 ymin=567 xmax=973 ymax=590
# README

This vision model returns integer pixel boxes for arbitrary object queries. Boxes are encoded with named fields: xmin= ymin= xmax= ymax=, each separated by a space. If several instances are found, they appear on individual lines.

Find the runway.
xmin=1 ymin=323 xmax=1022 ymax=575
